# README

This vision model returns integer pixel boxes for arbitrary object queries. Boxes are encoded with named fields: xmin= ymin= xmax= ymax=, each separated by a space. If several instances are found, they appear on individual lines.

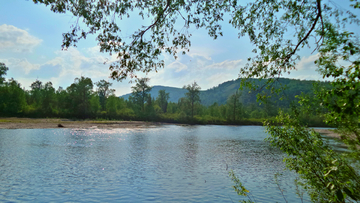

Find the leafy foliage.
xmin=229 ymin=170 xmax=256 ymax=203
xmin=227 ymin=91 xmax=242 ymax=122
xmin=67 ymin=76 xmax=94 ymax=118
xmin=156 ymin=89 xmax=170 ymax=113
xmin=0 ymin=62 xmax=8 ymax=84
xmin=226 ymin=0 xmax=360 ymax=201
xmin=130 ymin=77 xmax=152 ymax=113
xmin=0 ymin=79 xmax=26 ymax=115
xmin=95 ymin=80 xmax=115 ymax=111
xmin=266 ymin=112 xmax=360 ymax=202
xmin=32 ymin=0 xmax=238 ymax=80
xmin=183 ymin=81 xmax=201 ymax=118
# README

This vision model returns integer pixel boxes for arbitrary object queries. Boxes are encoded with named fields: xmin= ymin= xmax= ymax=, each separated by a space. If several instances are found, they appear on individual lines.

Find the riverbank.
xmin=0 ymin=117 xmax=339 ymax=139
xmin=0 ymin=117 xmax=168 ymax=129
xmin=313 ymin=128 xmax=340 ymax=139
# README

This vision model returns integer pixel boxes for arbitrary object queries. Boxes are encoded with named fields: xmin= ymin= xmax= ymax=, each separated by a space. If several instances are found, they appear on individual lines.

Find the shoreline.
xmin=0 ymin=117 xmax=340 ymax=139
xmin=0 ymin=117 xmax=169 ymax=129
xmin=312 ymin=128 xmax=340 ymax=139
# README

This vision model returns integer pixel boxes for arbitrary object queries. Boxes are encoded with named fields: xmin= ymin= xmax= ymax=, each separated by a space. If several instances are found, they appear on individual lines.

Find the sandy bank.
xmin=313 ymin=129 xmax=340 ymax=139
xmin=0 ymin=117 xmax=168 ymax=129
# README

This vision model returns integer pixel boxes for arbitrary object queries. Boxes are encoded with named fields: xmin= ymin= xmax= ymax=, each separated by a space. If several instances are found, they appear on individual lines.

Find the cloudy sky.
xmin=0 ymin=1 xmax=342 ymax=96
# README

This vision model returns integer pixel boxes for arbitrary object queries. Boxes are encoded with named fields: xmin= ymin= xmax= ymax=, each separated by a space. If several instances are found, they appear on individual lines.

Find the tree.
xmin=227 ymin=91 xmax=242 ymax=122
xmin=105 ymin=95 xmax=117 ymax=115
xmin=29 ymin=80 xmax=43 ymax=108
xmin=0 ymin=62 xmax=8 ymax=84
xmin=106 ymin=95 xmax=126 ymax=116
xmin=41 ymin=82 xmax=56 ymax=115
xmin=67 ymin=76 xmax=94 ymax=118
xmin=55 ymin=86 xmax=69 ymax=116
xmin=131 ymin=77 xmax=152 ymax=113
xmin=0 ymin=79 xmax=26 ymax=116
xmin=145 ymin=96 xmax=156 ymax=118
xmin=89 ymin=93 xmax=101 ymax=115
xmin=208 ymin=102 xmax=220 ymax=118
xmin=95 ymin=80 xmax=115 ymax=111
xmin=156 ymin=89 xmax=170 ymax=113
xmin=183 ymin=81 xmax=201 ymax=118
xmin=27 ymin=80 xmax=58 ymax=116
xmin=166 ymin=101 xmax=178 ymax=114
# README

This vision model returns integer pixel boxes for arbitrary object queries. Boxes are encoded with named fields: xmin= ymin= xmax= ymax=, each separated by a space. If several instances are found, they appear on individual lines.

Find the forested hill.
xmin=120 ymin=78 xmax=328 ymax=106
xmin=120 ymin=85 xmax=188 ymax=103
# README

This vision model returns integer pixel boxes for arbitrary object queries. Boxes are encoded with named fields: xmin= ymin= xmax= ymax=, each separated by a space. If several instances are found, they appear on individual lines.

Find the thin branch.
xmin=311 ymin=35 xmax=323 ymax=54
xmin=131 ymin=0 xmax=171 ymax=45
xmin=177 ymin=10 xmax=186 ymax=21
xmin=312 ymin=0 xmax=325 ymax=54
xmin=285 ymin=0 xmax=322 ymax=61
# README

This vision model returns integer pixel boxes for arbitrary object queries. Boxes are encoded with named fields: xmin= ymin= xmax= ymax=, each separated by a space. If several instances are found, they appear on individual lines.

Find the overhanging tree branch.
xmin=131 ymin=0 xmax=172 ymax=45
xmin=285 ymin=0 xmax=322 ymax=62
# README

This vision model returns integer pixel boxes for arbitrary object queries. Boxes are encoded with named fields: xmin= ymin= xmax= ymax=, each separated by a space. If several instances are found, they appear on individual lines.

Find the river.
xmin=0 ymin=125 xmax=312 ymax=202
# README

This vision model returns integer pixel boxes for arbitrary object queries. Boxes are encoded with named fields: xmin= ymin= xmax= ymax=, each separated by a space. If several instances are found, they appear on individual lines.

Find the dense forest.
xmin=0 ymin=63 xmax=328 ymax=126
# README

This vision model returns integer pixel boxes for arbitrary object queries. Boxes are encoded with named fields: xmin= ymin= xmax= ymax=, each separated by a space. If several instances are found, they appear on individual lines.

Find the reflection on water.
xmin=0 ymin=126 xmax=310 ymax=202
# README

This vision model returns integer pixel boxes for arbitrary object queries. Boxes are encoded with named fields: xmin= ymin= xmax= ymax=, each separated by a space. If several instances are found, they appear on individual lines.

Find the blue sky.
xmin=0 ymin=1 xmax=334 ymax=96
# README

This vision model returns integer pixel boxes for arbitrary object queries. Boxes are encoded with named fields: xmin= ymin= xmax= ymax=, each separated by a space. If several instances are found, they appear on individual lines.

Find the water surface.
xmin=0 ymin=125 xmax=307 ymax=202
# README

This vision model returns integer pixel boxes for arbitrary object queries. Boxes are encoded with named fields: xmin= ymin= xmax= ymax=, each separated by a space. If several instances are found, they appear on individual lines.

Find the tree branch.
xmin=285 ymin=0 xmax=322 ymax=61
xmin=131 ymin=0 xmax=172 ymax=45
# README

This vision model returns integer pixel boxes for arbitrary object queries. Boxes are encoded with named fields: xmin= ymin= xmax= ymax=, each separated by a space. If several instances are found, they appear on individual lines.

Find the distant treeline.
xmin=0 ymin=63 xmax=328 ymax=126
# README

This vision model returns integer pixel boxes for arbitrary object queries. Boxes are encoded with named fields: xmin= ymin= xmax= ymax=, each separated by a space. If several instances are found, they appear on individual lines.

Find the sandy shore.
xmin=0 ymin=117 xmax=168 ymax=129
xmin=313 ymin=129 xmax=340 ymax=139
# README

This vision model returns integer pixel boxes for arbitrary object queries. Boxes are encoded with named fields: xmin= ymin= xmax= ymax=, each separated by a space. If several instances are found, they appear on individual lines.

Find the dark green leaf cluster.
xmin=0 ymin=63 xmax=8 ymax=84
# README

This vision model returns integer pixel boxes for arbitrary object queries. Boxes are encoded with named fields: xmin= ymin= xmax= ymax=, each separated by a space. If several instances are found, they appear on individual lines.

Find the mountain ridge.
xmin=119 ymin=78 xmax=325 ymax=106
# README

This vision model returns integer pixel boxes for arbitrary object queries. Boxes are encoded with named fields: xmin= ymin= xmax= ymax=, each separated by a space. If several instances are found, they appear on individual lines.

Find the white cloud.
xmin=86 ymin=45 xmax=118 ymax=64
xmin=187 ymin=46 xmax=218 ymax=61
xmin=188 ymin=52 xmax=212 ymax=61
xmin=0 ymin=24 xmax=42 ymax=52
xmin=3 ymin=46 xmax=119 ymax=91
xmin=0 ymin=58 xmax=41 ymax=74
xmin=2 ymin=43 xmax=243 ymax=96
xmin=205 ymin=59 xmax=242 ymax=70
xmin=296 ymin=54 xmax=319 ymax=70
xmin=167 ymin=61 xmax=188 ymax=72
xmin=146 ymin=52 xmax=242 ymax=91
xmin=206 ymin=72 xmax=236 ymax=86
xmin=45 ymin=57 xmax=64 ymax=66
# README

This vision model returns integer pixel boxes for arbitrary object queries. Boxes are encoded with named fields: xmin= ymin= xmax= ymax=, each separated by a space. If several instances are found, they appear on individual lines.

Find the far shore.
xmin=0 ymin=117 xmax=340 ymax=139
xmin=0 ymin=117 xmax=170 ymax=129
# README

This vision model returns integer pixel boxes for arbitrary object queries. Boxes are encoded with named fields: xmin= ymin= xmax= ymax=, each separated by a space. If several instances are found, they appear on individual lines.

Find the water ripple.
xmin=0 ymin=126 xmax=308 ymax=202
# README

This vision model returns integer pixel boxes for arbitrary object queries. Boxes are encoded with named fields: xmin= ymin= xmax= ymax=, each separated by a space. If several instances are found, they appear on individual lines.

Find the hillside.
xmin=120 ymin=85 xmax=189 ymax=103
xmin=120 ymin=78 xmax=327 ymax=106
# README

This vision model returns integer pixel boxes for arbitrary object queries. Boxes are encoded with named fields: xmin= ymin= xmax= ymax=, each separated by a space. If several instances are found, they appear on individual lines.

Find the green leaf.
xmin=344 ymin=187 xmax=358 ymax=201
xmin=336 ymin=189 xmax=344 ymax=202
